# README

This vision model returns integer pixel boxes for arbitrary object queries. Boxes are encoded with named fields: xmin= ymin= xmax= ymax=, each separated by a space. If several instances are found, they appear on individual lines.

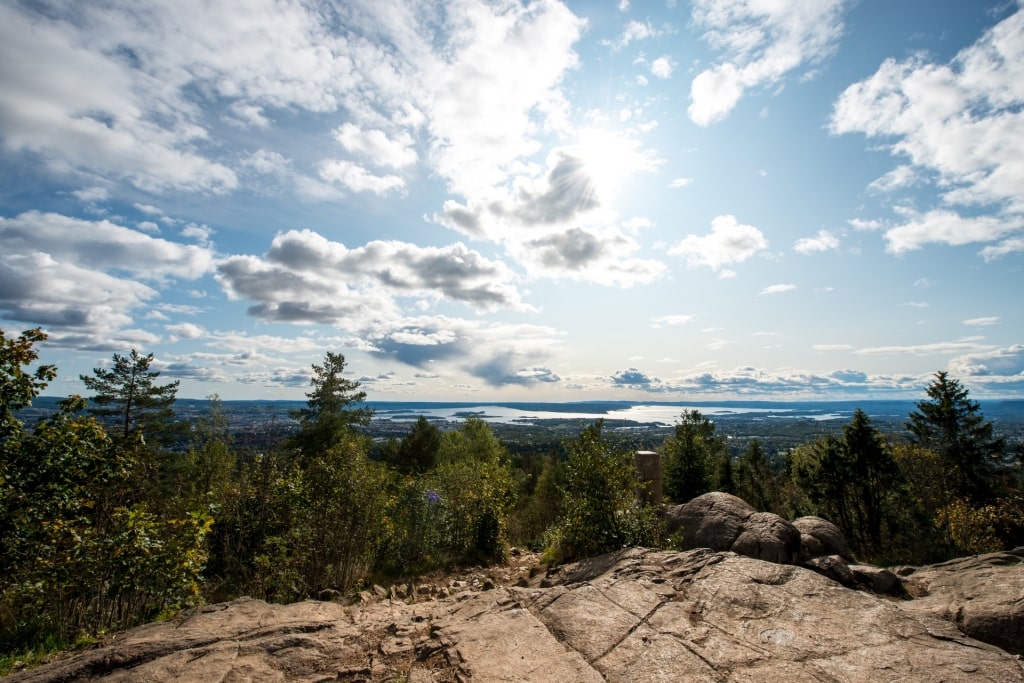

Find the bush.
xmin=543 ymin=421 xmax=669 ymax=565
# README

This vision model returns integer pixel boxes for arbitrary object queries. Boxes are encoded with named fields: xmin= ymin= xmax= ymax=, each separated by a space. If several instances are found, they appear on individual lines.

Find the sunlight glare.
xmin=573 ymin=128 xmax=657 ymax=201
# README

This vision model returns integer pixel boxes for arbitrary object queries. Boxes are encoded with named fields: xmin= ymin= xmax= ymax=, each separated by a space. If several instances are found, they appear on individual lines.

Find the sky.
xmin=1 ymin=0 xmax=1023 ymax=403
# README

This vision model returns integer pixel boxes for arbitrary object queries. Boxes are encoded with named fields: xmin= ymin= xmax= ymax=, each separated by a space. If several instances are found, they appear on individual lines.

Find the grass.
xmin=0 ymin=634 xmax=99 ymax=676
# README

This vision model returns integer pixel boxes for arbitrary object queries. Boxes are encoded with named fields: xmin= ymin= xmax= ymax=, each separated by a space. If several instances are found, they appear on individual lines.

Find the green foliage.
xmin=661 ymin=410 xmax=724 ymax=503
xmin=256 ymin=438 xmax=389 ymax=601
xmin=790 ymin=410 xmax=902 ymax=558
xmin=80 ymin=350 xmax=180 ymax=444
xmin=507 ymin=452 xmax=565 ymax=548
xmin=384 ymin=416 xmax=441 ymax=475
xmin=2 ymin=334 xmax=208 ymax=654
xmin=544 ymin=421 xmax=668 ymax=565
xmin=736 ymin=440 xmax=773 ymax=510
xmin=288 ymin=352 xmax=371 ymax=457
xmin=907 ymin=371 xmax=1005 ymax=503
xmin=0 ymin=328 xmax=56 ymax=436
xmin=1 ymin=396 xmax=207 ymax=651
xmin=377 ymin=418 xmax=516 ymax=574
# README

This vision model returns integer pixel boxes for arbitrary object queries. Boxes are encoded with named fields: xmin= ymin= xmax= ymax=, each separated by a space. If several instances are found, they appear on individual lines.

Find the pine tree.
xmin=661 ymin=410 xmax=722 ymax=503
xmin=906 ymin=371 xmax=1004 ymax=502
xmin=843 ymin=408 xmax=900 ymax=548
xmin=81 ymin=350 xmax=179 ymax=444
xmin=289 ymin=351 xmax=372 ymax=458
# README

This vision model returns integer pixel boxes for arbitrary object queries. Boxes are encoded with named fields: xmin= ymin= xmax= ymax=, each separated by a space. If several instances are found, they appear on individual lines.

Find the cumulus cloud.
xmin=333 ymin=123 xmax=417 ymax=169
xmin=669 ymin=215 xmax=767 ymax=271
xmin=882 ymin=209 xmax=1024 ymax=254
xmin=688 ymin=0 xmax=848 ymax=126
xmin=949 ymin=344 xmax=1024 ymax=378
xmin=794 ymin=229 xmax=840 ymax=254
xmin=215 ymin=229 xmax=529 ymax=326
xmin=831 ymin=7 xmax=1024 ymax=252
xmin=318 ymin=159 xmax=406 ymax=195
xmin=612 ymin=368 xmax=654 ymax=385
xmin=365 ymin=316 xmax=563 ymax=388
xmin=651 ymin=56 xmax=675 ymax=79
xmin=0 ymin=211 xmax=216 ymax=346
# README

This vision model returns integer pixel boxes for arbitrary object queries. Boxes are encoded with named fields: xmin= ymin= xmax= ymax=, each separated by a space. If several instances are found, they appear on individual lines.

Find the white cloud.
xmin=980 ymin=236 xmax=1024 ymax=261
xmin=319 ymin=159 xmax=406 ymax=195
xmin=668 ymin=177 xmax=693 ymax=188
xmin=669 ymin=214 xmax=768 ymax=271
xmin=73 ymin=187 xmax=110 ymax=203
xmin=651 ymin=314 xmax=694 ymax=328
xmin=949 ymin=344 xmax=1024 ymax=378
xmin=759 ymin=283 xmax=796 ymax=295
xmin=793 ymin=229 xmax=840 ymax=254
xmin=856 ymin=340 xmax=994 ymax=356
xmin=831 ymin=7 xmax=1024 ymax=244
xmin=607 ymin=20 xmax=659 ymax=50
xmin=216 ymin=229 xmax=530 ymax=322
xmin=0 ymin=211 xmax=214 ymax=345
xmin=882 ymin=209 xmax=1023 ymax=254
xmin=867 ymin=164 xmax=918 ymax=193
xmin=166 ymin=322 xmax=205 ymax=339
xmin=963 ymin=316 xmax=1000 ymax=327
xmin=688 ymin=0 xmax=848 ymax=126
xmin=651 ymin=56 xmax=675 ymax=79
xmin=334 ymin=123 xmax=417 ymax=169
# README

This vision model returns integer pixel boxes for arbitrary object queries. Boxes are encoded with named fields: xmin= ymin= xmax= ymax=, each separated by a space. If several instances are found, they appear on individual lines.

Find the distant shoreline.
xmin=28 ymin=396 xmax=1024 ymax=426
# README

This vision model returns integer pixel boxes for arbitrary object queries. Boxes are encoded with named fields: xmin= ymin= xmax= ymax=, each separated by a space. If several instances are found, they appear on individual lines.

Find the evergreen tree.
xmin=714 ymin=451 xmax=736 ymax=495
xmin=661 ymin=410 xmax=723 ymax=503
xmin=80 ymin=350 xmax=179 ymax=444
xmin=843 ymin=408 xmax=900 ymax=548
xmin=289 ymin=352 xmax=371 ymax=458
xmin=386 ymin=415 xmax=441 ymax=474
xmin=736 ymin=439 xmax=772 ymax=510
xmin=907 ymin=371 xmax=1004 ymax=502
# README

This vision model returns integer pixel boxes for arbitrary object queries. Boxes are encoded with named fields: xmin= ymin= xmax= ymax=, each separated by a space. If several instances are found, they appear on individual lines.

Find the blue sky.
xmin=1 ymin=0 xmax=1022 ymax=402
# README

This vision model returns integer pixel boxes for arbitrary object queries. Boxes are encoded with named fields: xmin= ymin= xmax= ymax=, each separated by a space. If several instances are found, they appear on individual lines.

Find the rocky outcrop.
xmin=9 ymin=547 xmax=1024 ymax=682
xmin=897 ymin=547 xmax=1024 ymax=657
xmin=793 ymin=515 xmax=853 ymax=562
xmin=664 ymin=491 xmax=801 ymax=564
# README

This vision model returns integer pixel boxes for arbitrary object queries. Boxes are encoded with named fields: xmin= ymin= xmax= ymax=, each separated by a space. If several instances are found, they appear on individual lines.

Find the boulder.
xmin=665 ymin=491 xmax=800 ymax=564
xmin=9 ymin=548 xmax=1023 ymax=682
xmin=898 ymin=547 xmax=1024 ymax=656
xmin=793 ymin=515 xmax=853 ymax=562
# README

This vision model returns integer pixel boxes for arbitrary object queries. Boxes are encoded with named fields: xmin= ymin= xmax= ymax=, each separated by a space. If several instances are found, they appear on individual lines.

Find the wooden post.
xmin=634 ymin=450 xmax=662 ymax=506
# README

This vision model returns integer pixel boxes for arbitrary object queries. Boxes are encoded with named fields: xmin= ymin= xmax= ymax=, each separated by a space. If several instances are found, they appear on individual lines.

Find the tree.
xmin=385 ymin=416 xmax=441 ymax=475
xmin=790 ymin=435 xmax=856 ymax=542
xmin=548 ymin=421 xmax=638 ymax=563
xmin=843 ymin=408 xmax=900 ymax=548
xmin=289 ymin=352 xmax=371 ymax=457
xmin=661 ymin=410 xmax=723 ymax=503
xmin=2 ymin=338 xmax=207 ymax=651
xmin=1 ymin=328 xmax=56 ymax=437
xmin=80 ymin=350 xmax=179 ymax=443
xmin=906 ymin=371 xmax=1005 ymax=502
xmin=791 ymin=410 xmax=904 ymax=557
xmin=736 ymin=440 xmax=772 ymax=510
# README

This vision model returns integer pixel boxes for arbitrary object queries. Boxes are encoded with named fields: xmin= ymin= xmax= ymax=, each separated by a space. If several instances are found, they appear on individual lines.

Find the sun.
xmin=573 ymin=128 xmax=658 ymax=201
